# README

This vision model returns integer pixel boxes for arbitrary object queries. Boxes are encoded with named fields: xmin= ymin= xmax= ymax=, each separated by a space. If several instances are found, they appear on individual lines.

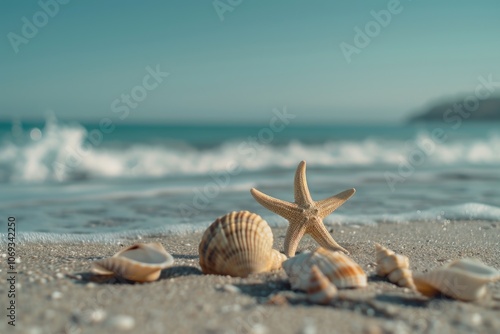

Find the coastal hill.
xmin=409 ymin=96 xmax=500 ymax=122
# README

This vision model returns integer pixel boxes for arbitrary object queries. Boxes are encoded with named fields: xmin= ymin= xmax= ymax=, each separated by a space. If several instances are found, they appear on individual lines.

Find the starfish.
xmin=250 ymin=160 xmax=355 ymax=257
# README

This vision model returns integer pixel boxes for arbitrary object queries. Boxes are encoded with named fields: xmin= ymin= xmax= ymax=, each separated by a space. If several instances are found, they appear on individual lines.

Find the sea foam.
xmin=1 ymin=120 xmax=500 ymax=184
xmin=2 ymin=203 xmax=499 ymax=244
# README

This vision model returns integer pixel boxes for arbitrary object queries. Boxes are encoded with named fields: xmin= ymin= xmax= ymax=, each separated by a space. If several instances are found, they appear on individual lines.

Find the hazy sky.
xmin=1 ymin=0 xmax=500 ymax=124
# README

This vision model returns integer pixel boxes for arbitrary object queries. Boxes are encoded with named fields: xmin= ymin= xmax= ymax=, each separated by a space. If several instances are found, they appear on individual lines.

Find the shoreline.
xmin=3 ymin=220 xmax=500 ymax=333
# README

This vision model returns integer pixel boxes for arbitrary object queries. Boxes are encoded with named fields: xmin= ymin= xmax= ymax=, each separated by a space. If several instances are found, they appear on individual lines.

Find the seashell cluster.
xmin=91 ymin=242 xmax=174 ymax=282
xmin=413 ymin=258 xmax=500 ymax=301
xmin=307 ymin=265 xmax=338 ymax=305
xmin=198 ymin=211 xmax=286 ymax=277
xmin=375 ymin=243 xmax=414 ymax=289
xmin=283 ymin=247 xmax=367 ymax=291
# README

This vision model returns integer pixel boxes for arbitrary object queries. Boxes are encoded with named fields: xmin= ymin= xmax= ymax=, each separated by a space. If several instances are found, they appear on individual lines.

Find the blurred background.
xmin=2 ymin=1 xmax=500 ymax=123
xmin=1 ymin=1 xmax=499 ymax=237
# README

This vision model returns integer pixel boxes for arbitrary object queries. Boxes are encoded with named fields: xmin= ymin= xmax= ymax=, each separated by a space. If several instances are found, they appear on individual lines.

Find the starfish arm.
xmin=308 ymin=220 xmax=349 ymax=254
xmin=294 ymin=160 xmax=314 ymax=206
xmin=250 ymin=188 xmax=300 ymax=220
xmin=284 ymin=221 xmax=307 ymax=257
xmin=316 ymin=188 xmax=356 ymax=218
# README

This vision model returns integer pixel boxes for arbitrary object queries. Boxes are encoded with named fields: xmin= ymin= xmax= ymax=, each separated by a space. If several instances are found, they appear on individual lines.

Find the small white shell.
xmin=92 ymin=243 xmax=174 ymax=282
xmin=283 ymin=247 xmax=367 ymax=291
xmin=413 ymin=258 xmax=500 ymax=301
xmin=198 ymin=211 xmax=286 ymax=277
xmin=307 ymin=265 xmax=338 ymax=305
xmin=375 ymin=243 xmax=414 ymax=289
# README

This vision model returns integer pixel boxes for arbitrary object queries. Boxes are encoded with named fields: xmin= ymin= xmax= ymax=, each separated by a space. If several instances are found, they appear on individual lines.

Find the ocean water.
xmin=1 ymin=118 xmax=500 ymax=242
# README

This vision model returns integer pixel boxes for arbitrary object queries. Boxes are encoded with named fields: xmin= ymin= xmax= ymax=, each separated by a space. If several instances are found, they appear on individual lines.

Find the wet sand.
xmin=2 ymin=220 xmax=500 ymax=334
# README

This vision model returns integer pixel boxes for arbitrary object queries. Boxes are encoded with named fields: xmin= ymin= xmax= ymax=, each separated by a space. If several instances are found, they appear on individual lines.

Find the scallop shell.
xmin=91 ymin=242 xmax=174 ymax=282
xmin=283 ymin=247 xmax=367 ymax=291
xmin=375 ymin=243 xmax=414 ymax=289
xmin=307 ymin=265 xmax=338 ymax=305
xmin=413 ymin=258 xmax=500 ymax=301
xmin=198 ymin=211 xmax=286 ymax=277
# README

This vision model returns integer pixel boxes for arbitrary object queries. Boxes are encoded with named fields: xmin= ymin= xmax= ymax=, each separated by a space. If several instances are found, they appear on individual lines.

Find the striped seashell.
xmin=91 ymin=242 xmax=174 ymax=282
xmin=375 ymin=243 xmax=414 ymax=289
xmin=283 ymin=247 xmax=367 ymax=291
xmin=307 ymin=265 xmax=338 ymax=305
xmin=413 ymin=258 xmax=500 ymax=301
xmin=198 ymin=211 xmax=286 ymax=277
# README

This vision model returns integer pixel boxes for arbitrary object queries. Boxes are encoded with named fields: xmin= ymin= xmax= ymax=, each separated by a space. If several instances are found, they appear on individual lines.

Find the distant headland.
xmin=409 ymin=97 xmax=500 ymax=122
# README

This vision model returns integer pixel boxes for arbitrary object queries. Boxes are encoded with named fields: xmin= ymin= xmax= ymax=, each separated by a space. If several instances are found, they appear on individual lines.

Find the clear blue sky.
xmin=1 ymin=0 xmax=499 ymax=124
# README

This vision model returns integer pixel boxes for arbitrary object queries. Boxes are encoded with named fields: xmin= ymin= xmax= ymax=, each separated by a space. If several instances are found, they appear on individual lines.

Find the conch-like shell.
xmin=283 ymin=247 xmax=367 ymax=291
xmin=413 ymin=258 xmax=500 ymax=301
xmin=307 ymin=265 xmax=338 ymax=305
xmin=91 ymin=242 xmax=174 ymax=282
xmin=375 ymin=243 xmax=414 ymax=289
xmin=198 ymin=211 xmax=286 ymax=277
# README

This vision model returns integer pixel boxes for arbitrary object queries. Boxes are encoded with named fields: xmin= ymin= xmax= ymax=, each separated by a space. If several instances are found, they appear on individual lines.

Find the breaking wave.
xmin=1 ymin=119 xmax=500 ymax=183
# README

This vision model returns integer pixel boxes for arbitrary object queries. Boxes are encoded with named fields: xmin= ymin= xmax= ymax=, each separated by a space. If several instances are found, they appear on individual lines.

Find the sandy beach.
xmin=1 ymin=220 xmax=498 ymax=334
xmin=3 ymin=1 xmax=500 ymax=334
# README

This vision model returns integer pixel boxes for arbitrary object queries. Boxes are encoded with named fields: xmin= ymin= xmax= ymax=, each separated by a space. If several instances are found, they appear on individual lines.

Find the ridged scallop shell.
xmin=375 ymin=243 xmax=414 ymax=289
xmin=283 ymin=247 xmax=367 ymax=291
xmin=198 ymin=211 xmax=286 ymax=277
xmin=91 ymin=243 xmax=174 ymax=282
xmin=413 ymin=258 xmax=500 ymax=301
xmin=307 ymin=265 xmax=338 ymax=305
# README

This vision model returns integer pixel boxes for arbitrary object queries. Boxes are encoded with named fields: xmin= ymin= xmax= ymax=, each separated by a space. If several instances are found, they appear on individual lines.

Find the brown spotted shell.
xmin=283 ymin=247 xmax=367 ymax=291
xmin=307 ymin=265 xmax=338 ymax=305
xmin=198 ymin=211 xmax=286 ymax=277
xmin=91 ymin=242 xmax=174 ymax=282
xmin=375 ymin=243 xmax=414 ymax=289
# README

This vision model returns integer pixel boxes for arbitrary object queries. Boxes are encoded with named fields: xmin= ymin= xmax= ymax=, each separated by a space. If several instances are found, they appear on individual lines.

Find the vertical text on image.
xmin=6 ymin=217 xmax=17 ymax=327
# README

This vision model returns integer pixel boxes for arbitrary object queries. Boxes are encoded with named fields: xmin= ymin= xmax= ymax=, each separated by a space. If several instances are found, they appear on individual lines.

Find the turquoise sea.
xmin=1 ymin=118 xmax=499 ymax=242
